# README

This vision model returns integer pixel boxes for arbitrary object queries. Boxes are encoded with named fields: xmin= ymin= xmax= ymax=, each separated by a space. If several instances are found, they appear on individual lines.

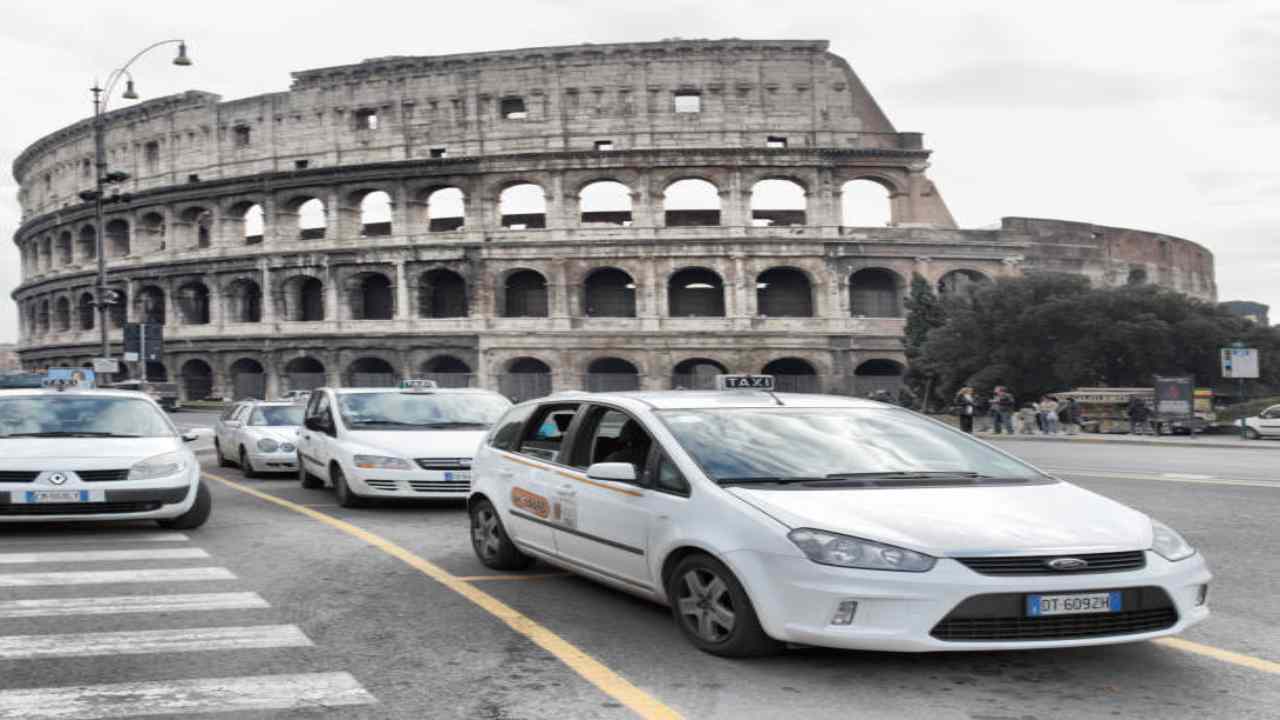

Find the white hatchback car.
xmin=213 ymin=400 xmax=304 ymax=477
xmin=1236 ymin=404 xmax=1280 ymax=439
xmin=0 ymin=388 xmax=209 ymax=528
xmin=467 ymin=385 xmax=1211 ymax=656
xmin=297 ymin=385 xmax=511 ymax=507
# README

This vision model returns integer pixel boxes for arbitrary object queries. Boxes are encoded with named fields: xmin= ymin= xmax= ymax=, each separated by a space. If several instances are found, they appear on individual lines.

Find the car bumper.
xmin=0 ymin=482 xmax=197 ymax=523
xmin=726 ymin=549 xmax=1211 ymax=652
xmin=348 ymin=468 xmax=471 ymax=498
xmin=249 ymin=452 xmax=298 ymax=472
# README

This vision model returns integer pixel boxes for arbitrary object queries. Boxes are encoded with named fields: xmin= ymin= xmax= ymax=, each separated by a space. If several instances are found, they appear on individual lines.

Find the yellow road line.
xmin=454 ymin=573 xmax=573 ymax=582
xmin=1155 ymin=637 xmax=1280 ymax=674
xmin=204 ymin=472 xmax=682 ymax=720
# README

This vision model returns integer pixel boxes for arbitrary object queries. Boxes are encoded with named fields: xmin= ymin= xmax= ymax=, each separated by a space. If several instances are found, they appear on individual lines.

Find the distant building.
xmin=0 ymin=344 xmax=20 ymax=373
xmin=1221 ymin=301 xmax=1270 ymax=326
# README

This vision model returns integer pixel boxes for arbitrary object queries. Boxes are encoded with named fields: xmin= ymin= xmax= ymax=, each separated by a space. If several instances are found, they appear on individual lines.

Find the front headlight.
xmin=1150 ymin=519 xmax=1196 ymax=561
xmin=256 ymin=438 xmax=280 ymax=453
xmin=787 ymin=528 xmax=936 ymax=572
xmin=129 ymin=451 xmax=189 ymax=480
xmin=353 ymin=454 xmax=412 ymax=470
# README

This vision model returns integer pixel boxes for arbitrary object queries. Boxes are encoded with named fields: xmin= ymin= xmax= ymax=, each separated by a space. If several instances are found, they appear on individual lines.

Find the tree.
xmin=902 ymin=273 xmax=947 ymax=408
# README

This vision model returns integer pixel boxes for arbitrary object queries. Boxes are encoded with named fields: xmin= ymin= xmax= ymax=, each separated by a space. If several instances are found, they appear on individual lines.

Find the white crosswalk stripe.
xmin=0 ymin=592 xmax=269 ymax=619
xmin=0 ymin=624 xmax=312 ymax=660
xmin=0 ymin=548 xmax=209 ymax=565
xmin=0 ymin=672 xmax=376 ymax=719
xmin=0 ymin=567 xmax=235 ymax=587
xmin=0 ymin=532 xmax=189 ymax=544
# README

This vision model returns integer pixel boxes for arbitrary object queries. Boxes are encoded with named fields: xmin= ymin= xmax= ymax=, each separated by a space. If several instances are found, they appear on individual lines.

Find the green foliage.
xmin=902 ymin=273 xmax=945 ymax=361
xmin=913 ymin=272 xmax=1280 ymax=401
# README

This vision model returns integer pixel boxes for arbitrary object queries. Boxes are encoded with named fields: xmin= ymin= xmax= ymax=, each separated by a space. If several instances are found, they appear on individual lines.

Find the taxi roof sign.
xmin=400 ymin=378 xmax=439 ymax=392
xmin=716 ymin=374 xmax=775 ymax=391
xmin=42 ymin=367 xmax=96 ymax=391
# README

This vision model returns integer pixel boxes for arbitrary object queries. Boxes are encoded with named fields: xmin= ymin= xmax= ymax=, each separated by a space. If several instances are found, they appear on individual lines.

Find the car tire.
xmin=157 ymin=483 xmax=212 ymax=530
xmin=666 ymin=553 xmax=781 ymax=658
xmin=469 ymin=498 xmax=534 ymax=571
xmin=1245 ymin=427 xmax=1261 ymax=440
xmin=239 ymin=447 xmax=261 ymax=479
xmin=299 ymin=461 xmax=324 ymax=489
xmin=332 ymin=465 xmax=364 ymax=508
xmin=215 ymin=440 xmax=233 ymax=468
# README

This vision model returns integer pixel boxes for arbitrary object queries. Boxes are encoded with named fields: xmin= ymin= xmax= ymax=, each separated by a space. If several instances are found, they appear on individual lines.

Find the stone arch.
xmin=105 ymin=218 xmax=130 ymax=257
xmin=283 ymin=356 xmax=326 ymax=392
xmin=77 ymin=225 xmax=97 ymax=261
xmin=180 ymin=359 xmax=214 ymax=401
xmin=228 ymin=201 xmax=265 ymax=245
xmin=144 ymin=360 xmax=169 ymax=382
xmin=854 ymin=358 xmax=905 ymax=398
xmin=499 ymin=182 xmax=547 ymax=229
xmin=346 ymin=356 xmax=398 ymax=387
xmin=583 ymin=267 xmax=636 ymax=317
xmin=177 ymin=206 xmax=213 ymax=249
xmin=663 ymin=178 xmax=721 ymax=227
xmin=585 ymin=357 xmax=640 ymax=392
xmin=281 ymin=274 xmax=325 ymax=321
xmin=750 ymin=178 xmax=807 ymax=226
xmin=850 ymin=267 xmax=904 ymax=317
xmin=356 ymin=190 xmax=393 ymax=237
xmin=137 ymin=285 xmax=166 ymax=325
xmin=138 ymin=211 xmax=166 ymax=252
xmin=175 ymin=280 xmax=211 ymax=325
xmin=281 ymin=194 xmax=327 ymax=240
xmin=762 ymin=357 xmax=819 ymax=393
xmin=348 ymin=271 xmax=394 ymax=320
xmin=840 ymin=178 xmax=895 ymax=227
xmin=579 ymin=180 xmax=633 ymax=226
xmin=671 ymin=357 xmax=727 ymax=390
xmin=53 ymin=296 xmax=71 ymax=332
xmin=756 ymin=267 xmax=813 ymax=317
xmin=418 ymin=268 xmax=468 ymax=318
xmin=668 ymin=267 xmax=725 ymax=317
xmin=56 ymin=231 xmax=73 ymax=265
xmin=423 ymin=186 xmax=466 ymax=232
xmin=937 ymin=269 xmax=992 ymax=296
xmin=225 ymin=278 xmax=262 ymax=323
xmin=420 ymin=355 xmax=472 ymax=388
xmin=500 ymin=356 xmax=553 ymax=402
xmin=229 ymin=357 xmax=267 ymax=399
xmin=77 ymin=292 xmax=95 ymax=331
xmin=109 ymin=287 xmax=127 ymax=329
xmin=503 ymin=269 xmax=549 ymax=318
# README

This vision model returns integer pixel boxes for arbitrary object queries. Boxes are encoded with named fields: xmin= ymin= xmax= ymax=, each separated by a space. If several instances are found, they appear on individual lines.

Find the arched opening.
xmin=139 ymin=212 xmax=165 ymax=251
xmin=105 ymin=219 xmax=130 ymax=257
xmin=421 ymin=355 xmax=472 ymax=388
xmin=179 ymin=207 xmax=213 ymax=249
xmin=750 ymin=179 xmax=807 ymax=226
xmin=176 ymin=282 xmax=210 ymax=325
xmin=854 ymin=359 xmax=905 ymax=398
xmin=425 ymin=187 xmax=465 ymax=232
xmin=500 ymin=183 xmax=546 ymax=229
xmin=579 ymin=181 xmax=633 ymax=225
xmin=583 ymin=268 xmax=636 ymax=317
xmin=503 ymin=270 xmax=548 ymax=317
xmin=109 ymin=289 xmax=127 ymax=329
xmin=671 ymin=358 xmax=727 ymax=390
xmin=77 ymin=226 xmax=97 ymax=261
xmin=225 ymin=279 xmax=262 ymax=323
xmin=756 ymin=267 xmax=813 ymax=317
xmin=585 ymin=357 xmax=640 ymax=392
xmin=138 ymin=286 xmax=166 ymax=325
xmin=144 ymin=361 xmax=168 ymax=382
xmin=347 ymin=357 xmax=397 ymax=388
xmin=850 ymin=268 xmax=903 ymax=317
xmin=53 ymin=297 xmax=71 ymax=332
xmin=663 ymin=178 xmax=720 ymax=226
xmin=240 ymin=203 xmax=265 ymax=245
xmin=297 ymin=198 xmax=327 ymax=240
xmin=350 ymin=272 xmax=394 ymax=320
xmin=841 ymin=179 xmax=893 ymax=227
xmin=500 ymin=357 xmax=552 ymax=402
xmin=668 ymin=268 xmax=725 ymax=317
xmin=359 ymin=191 xmax=393 ymax=236
xmin=180 ymin=359 xmax=213 ymax=401
xmin=77 ymin=292 xmax=95 ymax=331
xmin=418 ymin=269 xmax=467 ymax=318
xmin=937 ymin=269 xmax=991 ymax=297
xmin=1127 ymin=267 xmax=1148 ymax=286
xmin=284 ymin=276 xmax=325 ymax=321
xmin=36 ymin=300 xmax=50 ymax=335
xmin=762 ymin=357 xmax=819 ymax=393
xmin=56 ymin=232 xmax=73 ymax=265
xmin=229 ymin=358 xmax=266 ymax=399
xmin=284 ymin=356 xmax=326 ymax=392
xmin=38 ymin=236 xmax=51 ymax=270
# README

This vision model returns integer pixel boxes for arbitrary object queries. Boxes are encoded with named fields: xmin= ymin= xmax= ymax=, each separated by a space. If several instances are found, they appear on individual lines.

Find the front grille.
xmin=364 ymin=480 xmax=399 ymax=491
xmin=0 ymin=472 xmax=39 ymax=483
xmin=957 ymin=551 xmax=1146 ymax=576
xmin=0 ymin=502 xmax=162 ymax=516
xmin=75 ymin=469 xmax=132 ymax=483
xmin=408 ymin=480 xmax=469 ymax=493
xmin=415 ymin=458 xmax=470 ymax=471
xmin=931 ymin=586 xmax=1177 ymax=642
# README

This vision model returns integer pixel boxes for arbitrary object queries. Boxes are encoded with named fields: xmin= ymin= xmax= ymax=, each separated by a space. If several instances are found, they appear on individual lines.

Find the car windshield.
xmin=337 ymin=392 xmax=510 ymax=430
xmin=0 ymin=395 xmax=176 ymax=438
xmin=250 ymin=405 xmax=304 ymax=426
xmin=657 ymin=407 xmax=1049 ymax=486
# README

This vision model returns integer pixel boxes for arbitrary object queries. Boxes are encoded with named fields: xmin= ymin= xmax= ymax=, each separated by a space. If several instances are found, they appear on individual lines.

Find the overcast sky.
xmin=2 ymin=0 xmax=1276 ymax=343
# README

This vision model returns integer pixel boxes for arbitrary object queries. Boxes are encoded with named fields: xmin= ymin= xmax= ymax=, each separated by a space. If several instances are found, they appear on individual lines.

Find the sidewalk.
xmin=980 ymin=431 xmax=1279 ymax=451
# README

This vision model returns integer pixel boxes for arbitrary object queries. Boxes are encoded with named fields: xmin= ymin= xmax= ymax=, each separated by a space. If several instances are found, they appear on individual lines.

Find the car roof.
xmin=0 ymin=388 xmax=154 ymax=400
xmin=239 ymin=400 xmax=298 ymax=407
xmin=320 ymin=387 xmax=505 ymax=396
xmin=530 ymin=390 xmax=888 ymax=411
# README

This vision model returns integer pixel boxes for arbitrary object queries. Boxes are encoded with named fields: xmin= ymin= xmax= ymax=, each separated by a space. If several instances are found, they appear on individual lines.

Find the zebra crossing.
xmin=0 ymin=529 xmax=376 ymax=718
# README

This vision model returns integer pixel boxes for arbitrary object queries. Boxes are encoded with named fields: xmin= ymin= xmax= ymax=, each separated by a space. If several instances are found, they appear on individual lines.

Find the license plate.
xmin=443 ymin=471 xmax=471 ymax=483
xmin=1027 ymin=591 xmax=1122 ymax=617
xmin=25 ymin=490 xmax=90 ymax=504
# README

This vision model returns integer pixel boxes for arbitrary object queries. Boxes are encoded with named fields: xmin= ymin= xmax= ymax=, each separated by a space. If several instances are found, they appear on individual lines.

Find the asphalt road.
xmin=0 ymin=430 xmax=1276 ymax=719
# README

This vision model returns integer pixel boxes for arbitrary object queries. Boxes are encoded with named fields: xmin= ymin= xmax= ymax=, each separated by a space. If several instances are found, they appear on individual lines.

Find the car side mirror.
xmin=181 ymin=432 xmax=199 ymax=443
xmin=586 ymin=462 xmax=637 ymax=483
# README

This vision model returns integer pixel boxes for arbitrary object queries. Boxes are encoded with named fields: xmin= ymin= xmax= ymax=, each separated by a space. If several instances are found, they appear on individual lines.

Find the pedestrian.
xmin=992 ymin=386 xmax=1016 ymax=435
xmin=1039 ymin=395 xmax=1060 ymax=435
xmin=1017 ymin=403 xmax=1038 ymax=435
xmin=1060 ymin=397 xmax=1082 ymax=435
xmin=975 ymin=392 xmax=993 ymax=433
xmin=953 ymin=386 xmax=977 ymax=434
xmin=1127 ymin=395 xmax=1152 ymax=435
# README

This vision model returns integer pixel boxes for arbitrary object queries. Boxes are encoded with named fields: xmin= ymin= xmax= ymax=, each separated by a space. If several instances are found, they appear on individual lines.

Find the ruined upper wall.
xmin=13 ymin=39 xmax=918 ymax=221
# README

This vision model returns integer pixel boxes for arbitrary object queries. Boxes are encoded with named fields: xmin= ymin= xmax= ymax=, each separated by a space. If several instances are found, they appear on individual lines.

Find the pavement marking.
xmin=455 ymin=573 xmax=574 ymax=582
xmin=0 ymin=672 xmax=375 ymax=719
xmin=207 ymin=471 xmax=684 ymax=720
xmin=1048 ymin=468 xmax=1278 ymax=490
xmin=0 ymin=592 xmax=269 ymax=619
xmin=1155 ymin=638 xmax=1280 ymax=675
xmin=0 ymin=624 xmax=311 ymax=660
xmin=0 ymin=547 xmax=210 ymax=565
xmin=0 ymin=567 xmax=236 ymax=587
xmin=0 ymin=532 xmax=189 ymax=544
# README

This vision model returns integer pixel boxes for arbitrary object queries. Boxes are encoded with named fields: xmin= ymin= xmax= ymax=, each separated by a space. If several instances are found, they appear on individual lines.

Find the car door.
xmin=298 ymin=391 xmax=336 ymax=481
xmin=499 ymin=403 xmax=584 ymax=556
xmin=216 ymin=403 xmax=245 ymax=459
xmin=1259 ymin=406 xmax=1280 ymax=436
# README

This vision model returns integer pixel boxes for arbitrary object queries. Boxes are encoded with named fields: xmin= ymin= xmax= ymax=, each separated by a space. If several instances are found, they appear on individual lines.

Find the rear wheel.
xmin=157 ymin=483 xmax=212 ymax=530
xmin=298 ymin=461 xmax=324 ymax=489
xmin=666 ymin=554 xmax=780 ymax=658
xmin=332 ymin=465 xmax=364 ymax=508
xmin=239 ymin=447 xmax=261 ymax=479
xmin=1245 ymin=427 xmax=1261 ymax=440
xmin=469 ymin=498 xmax=534 ymax=570
xmin=215 ymin=440 xmax=233 ymax=468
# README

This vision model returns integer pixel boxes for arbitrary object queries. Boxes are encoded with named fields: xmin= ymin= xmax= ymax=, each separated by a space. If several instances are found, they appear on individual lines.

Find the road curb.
xmin=983 ymin=435 xmax=1280 ymax=451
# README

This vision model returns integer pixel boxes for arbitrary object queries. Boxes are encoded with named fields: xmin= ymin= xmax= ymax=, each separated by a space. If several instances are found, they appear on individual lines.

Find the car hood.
xmin=345 ymin=430 xmax=488 ymax=460
xmin=244 ymin=426 xmax=300 ymax=443
xmin=726 ymin=481 xmax=1152 ymax=556
xmin=0 ymin=437 xmax=185 ymax=467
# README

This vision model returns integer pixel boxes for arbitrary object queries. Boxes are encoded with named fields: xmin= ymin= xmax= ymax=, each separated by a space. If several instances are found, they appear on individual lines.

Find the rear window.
xmin=337 ymin=392 xmax=510 ymax=430
xmin=251 ymin=405 xmax=304 ymax=426
xmin=0 ymin=395 xmax=175 ymax=438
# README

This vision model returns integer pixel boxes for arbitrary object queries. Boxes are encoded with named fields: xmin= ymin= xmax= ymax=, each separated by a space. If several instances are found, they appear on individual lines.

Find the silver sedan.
xmin=213 ymin=401 xmax=304 ymax=477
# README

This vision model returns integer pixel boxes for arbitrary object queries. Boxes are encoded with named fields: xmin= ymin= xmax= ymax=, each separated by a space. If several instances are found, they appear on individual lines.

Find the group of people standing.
xmin=951 ymin=386 xmax=1083 ymax=435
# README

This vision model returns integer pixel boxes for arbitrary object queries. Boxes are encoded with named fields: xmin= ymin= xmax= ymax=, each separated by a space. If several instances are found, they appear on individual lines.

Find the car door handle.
xmin=556 ymin=483 xmax=576 ymax=496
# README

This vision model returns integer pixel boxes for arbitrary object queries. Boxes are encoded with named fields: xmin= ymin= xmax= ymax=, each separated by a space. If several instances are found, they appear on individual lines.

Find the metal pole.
xmin=93 ymin=86 xmax=110 ymax=361
xmin=1239 ymin=377 xmax=1247 ymax=440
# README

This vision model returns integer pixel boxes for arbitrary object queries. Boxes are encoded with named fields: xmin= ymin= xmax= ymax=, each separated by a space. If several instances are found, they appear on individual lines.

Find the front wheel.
xmin=215 ymin=440 xmax=233 ymax=468
xmin=1245 ymin=427 xmax=1261 ymax=440
xmin=469 ymin=498 xmax=534 ymax=571
xmin=239 ymin=448 xmax=261 ymax=479
xmin=666 ymin=554 xmax=781 ymax=658
xmin=332 ymin=465 xmax=364 ymax=508
xmin=157 ymin=483 xmax=212 ymax=530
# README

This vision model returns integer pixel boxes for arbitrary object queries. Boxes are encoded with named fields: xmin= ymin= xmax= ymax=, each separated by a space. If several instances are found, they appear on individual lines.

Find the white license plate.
xmin=1027 ymin=591 xmax=1122 ymax=617
xmin=24 ymin=490 xmax=90 ymax=504
xmin=443 ymin=471 xmax=471 ymax=483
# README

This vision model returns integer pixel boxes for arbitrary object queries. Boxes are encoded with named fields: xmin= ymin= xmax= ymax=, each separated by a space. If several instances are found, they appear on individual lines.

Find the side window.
xmin=234 ymin=405 xmax=252 ymax=422
xmin=516 ymin=403 xmax=582 ymax=463
xmin=569 ymin=406 xmax=653 ymax=479
xmin=220 ymin=404 xmax=241 ymax=421
xmin=490 ymin=404 xmax=536 ymax=451
xmin=651 ymin=452 xmax=690 ymax=496
xmin=306 ymin=393 xmax=332 ymax=429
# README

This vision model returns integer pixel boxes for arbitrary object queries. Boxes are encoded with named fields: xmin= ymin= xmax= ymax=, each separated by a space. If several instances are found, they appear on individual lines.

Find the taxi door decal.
xmin=511 ymin=487 xmax=551 ymax=519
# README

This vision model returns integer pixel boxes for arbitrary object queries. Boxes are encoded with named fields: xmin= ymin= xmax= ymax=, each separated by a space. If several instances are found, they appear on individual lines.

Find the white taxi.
xmin=466 ymin=377 xmax=1211 ymax=656
xmin=296 ymin=383 xmax=511 ymax=507
xmin=0 ymin=387 xmax=209 ymax=528
xmin=213 ymin=400 xmax=304 ymax=477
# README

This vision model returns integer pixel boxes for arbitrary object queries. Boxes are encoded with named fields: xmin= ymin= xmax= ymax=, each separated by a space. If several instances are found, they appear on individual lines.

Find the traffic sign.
xmin=92 ymin=358 xmax=120 ymax=374
xmin=1221 ymin=347 xmax=1259 ymax=379
xmin=123 ymin=323 xmax=164 ymax=362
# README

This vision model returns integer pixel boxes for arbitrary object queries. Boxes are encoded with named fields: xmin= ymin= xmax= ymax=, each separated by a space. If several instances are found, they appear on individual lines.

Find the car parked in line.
xmin=1236 ymin=404 xmax=1280 ymax=439
xmin=277 ymin=390 xmax=313 ymax=403
xmin=214 ymin=400 xmax=304 ymax=477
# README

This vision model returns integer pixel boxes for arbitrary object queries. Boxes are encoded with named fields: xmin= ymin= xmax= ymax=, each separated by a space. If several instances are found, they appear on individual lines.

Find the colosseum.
xmin=10 ymin=39 xmax=1218 ymax=401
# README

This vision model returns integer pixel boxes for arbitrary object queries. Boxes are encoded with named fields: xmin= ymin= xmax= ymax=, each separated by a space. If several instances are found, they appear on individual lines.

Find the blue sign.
xmin=43 ymin=367 xmax=96 ymax=390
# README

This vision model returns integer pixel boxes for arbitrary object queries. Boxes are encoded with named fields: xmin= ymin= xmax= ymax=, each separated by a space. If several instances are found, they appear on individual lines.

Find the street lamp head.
xmin=173 ymin=42 xmax=192 ymax=66
xmin=122 ymin=79 xmax=139 ymax=100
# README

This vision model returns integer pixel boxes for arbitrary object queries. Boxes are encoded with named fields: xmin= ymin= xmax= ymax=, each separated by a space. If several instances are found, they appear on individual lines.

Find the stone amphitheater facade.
xmin=10 ymin=39 xmax=1217 ymax=401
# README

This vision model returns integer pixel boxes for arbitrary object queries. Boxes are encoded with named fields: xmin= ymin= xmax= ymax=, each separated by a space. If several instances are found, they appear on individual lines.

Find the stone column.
xmin=261 ymin=265 xmax=275 ymax=324
xmin=207 ymin=278 xmax=224 ymax=327
xmin=394 ymin=260 xmax=409 ymax=320
xmin=325 ymin=266 xmax=341 ymax=322
xmin=391 ymin=182 xmax=410 ymax=238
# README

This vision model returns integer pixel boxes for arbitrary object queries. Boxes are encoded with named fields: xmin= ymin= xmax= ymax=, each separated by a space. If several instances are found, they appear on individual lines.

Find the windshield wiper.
xmin=416 ymin=422 xmax=489 ymax=429
xmin=0 ymin=431 xmax=143 ymax=438
xmin=348 ymin=420 xmax=426 ymax=428
xmin=717 ymin=477 xmax=825 ymax=486
xmin=824 ymin=471 xmax=992 ymax=480
xmin=815 ymin=471 xmax=1033 ymax=487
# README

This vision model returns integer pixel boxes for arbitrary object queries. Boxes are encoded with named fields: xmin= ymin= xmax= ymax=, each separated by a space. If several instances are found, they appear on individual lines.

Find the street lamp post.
xmin=90 ymin=40 xmax=192 ymax=365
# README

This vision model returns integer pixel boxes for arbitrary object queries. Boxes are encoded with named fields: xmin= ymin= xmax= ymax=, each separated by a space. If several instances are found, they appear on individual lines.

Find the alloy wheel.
xmin=677 ymin=568 xmax=737 ymax=642
xmin=472 ymin=506 xmax=502 ymax=560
